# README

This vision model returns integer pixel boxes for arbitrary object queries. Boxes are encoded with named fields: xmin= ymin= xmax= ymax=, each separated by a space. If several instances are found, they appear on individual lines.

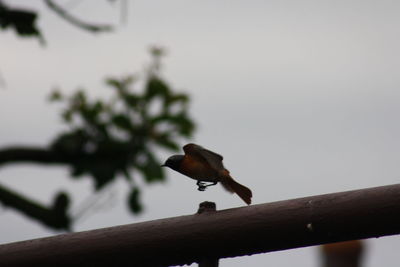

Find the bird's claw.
xmin=196 ymin=181 xmax=217 ymax=191
xmin=197 ymin=181 xmax=207 ymax=191
xmin=198 ymin=185 xmax=206 ymax=191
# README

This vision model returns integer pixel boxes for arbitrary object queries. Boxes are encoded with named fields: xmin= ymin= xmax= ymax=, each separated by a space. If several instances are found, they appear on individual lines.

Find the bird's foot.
xmin=198 ymin=185 xmax=206 ymax=191
xmin=197 ymin=181 xmax=207 ymax=191
xmin=196 ymin=181 xmax=218 ymax=191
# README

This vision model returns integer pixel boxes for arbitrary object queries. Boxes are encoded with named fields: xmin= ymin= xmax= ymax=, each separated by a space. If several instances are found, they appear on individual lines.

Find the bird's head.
xmin=161 ymin=155 xmax=184 ymax=171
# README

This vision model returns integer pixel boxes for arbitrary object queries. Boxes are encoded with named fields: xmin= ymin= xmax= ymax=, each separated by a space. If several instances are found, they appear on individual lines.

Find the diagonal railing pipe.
xmin=0 ymin=184 xmax=400 ymax=267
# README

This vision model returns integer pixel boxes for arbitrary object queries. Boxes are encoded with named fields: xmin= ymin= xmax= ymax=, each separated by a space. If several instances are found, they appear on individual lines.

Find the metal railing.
xmin=0 ymin=183 xmax=399 ymax=266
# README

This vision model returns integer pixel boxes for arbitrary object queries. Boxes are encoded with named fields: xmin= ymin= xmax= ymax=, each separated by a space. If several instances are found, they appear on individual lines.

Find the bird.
xmin=162 ymin=143 xmax=252 ymax=205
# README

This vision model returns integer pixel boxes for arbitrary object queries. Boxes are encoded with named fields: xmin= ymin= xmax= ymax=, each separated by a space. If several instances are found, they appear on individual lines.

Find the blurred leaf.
xmin=0 ymin=2 xmax=42 ymax=39
xmin=137 ymin=152 xmax=164 ymax=183
xmin=51 ymin=130 xmax=87 ymax=155
xmin=165 ymin=93 xmax=189 ymax=106
xmin=174 ymin=112 xmax=195 ymax=136
xmin=106 ymin=76 xmax=134 ymax=91
xmin=123 ymin=94 xmax=141 ymax=109
xmin=128 ymin=187 xmax=142 ymax=214
xmin=93 ymin=101 xmax=104 ymax=115
xmin=112 ymin=113 xmax=133 ymax=131
xmin=53 ymin=191 xmax=70 ymax=211
xmin=153 ymin=133 xmax=179 ymax=151
xmin=90 ymin=162 xmax=118 ymax=189
xmin=106 ymin=78 xmax=125 ymax=91
xmin=81 ymin=101 xmax=103 ymax=124
xmin=72 ymin=90 xmax=87 ymax=110
xmin=71 ymin=162 xmax=86 ymax=177
xmin=145 ymin=77 xmax=170 ymax=100
xmin=150 ymin=112 xmax=195 ymax=137
xmin=61 ymin=109 xmax=73 ymax=122
xmin=149 ymin=46 xmax=166 ymax=58
xmin=49 ymin=90 xmax=63 ymax=101
xmin=122 ymin=167 xmax=132 ymax=181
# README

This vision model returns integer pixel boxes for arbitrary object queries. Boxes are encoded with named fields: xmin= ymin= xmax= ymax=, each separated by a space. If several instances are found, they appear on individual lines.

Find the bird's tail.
xmin=220 ymin=171 xmax=252 ymax=205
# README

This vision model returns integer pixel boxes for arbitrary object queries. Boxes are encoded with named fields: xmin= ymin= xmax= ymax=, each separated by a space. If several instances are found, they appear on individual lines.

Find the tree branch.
xmin=0 ymin=183 xmax=70 ymax=230
xmin=0 ymin=146 xmax=71 ymax=166
xmin=43 ymin=0 xmax=113 ymax=33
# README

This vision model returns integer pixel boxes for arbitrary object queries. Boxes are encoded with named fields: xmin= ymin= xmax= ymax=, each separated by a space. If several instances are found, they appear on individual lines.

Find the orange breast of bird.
xmin=180 ymin=155 xmax=219 ymax=182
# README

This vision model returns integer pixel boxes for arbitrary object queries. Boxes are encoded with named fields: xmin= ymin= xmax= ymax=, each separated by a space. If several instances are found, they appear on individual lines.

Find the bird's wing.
xmin=183 ymin=143 xmax=224 ymax=171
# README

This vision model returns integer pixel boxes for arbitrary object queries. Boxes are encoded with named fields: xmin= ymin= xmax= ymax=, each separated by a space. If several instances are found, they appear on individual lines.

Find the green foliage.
xmin=128 ymin=187 xmax=142 ymax=214
xmin=49 ymin=49 xmax=195 ymax=214
xmin=0 ymin=1 xmax=184 ymax=232
xmin=0 ymin=1 xmax=43 ymax=41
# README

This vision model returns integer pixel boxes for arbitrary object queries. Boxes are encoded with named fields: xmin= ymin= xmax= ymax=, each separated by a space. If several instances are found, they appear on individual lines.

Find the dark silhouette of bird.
xmin=162 ymin=143 xmax=252 ymax=205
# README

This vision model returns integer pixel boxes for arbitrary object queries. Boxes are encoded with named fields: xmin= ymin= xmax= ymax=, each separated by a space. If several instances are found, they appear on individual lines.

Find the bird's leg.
xmin=196 ymin=181 xmax=218 ymax=191
xmin=204 ymin=182 xmax=218 ymax=188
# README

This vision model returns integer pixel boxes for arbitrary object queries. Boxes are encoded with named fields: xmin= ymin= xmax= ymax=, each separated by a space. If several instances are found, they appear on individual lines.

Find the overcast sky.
xmin=1 ymin=0 xmax=400 ymax=266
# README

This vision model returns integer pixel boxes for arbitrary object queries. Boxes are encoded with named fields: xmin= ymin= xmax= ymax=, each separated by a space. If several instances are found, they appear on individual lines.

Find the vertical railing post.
xmin=320 ymin=240 xmax=365 ymax=267
xmin=197 ymin=201 xmax=219 ymax=267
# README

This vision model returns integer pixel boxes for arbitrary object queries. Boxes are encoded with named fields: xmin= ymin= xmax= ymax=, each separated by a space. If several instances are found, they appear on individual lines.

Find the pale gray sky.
xmin=1 ymin=0 xmax=400 ymax=266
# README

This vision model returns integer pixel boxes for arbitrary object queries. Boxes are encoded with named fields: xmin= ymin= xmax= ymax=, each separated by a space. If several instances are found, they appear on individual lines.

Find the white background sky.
xmin=1 ymin=0 xmax=400 ymax=266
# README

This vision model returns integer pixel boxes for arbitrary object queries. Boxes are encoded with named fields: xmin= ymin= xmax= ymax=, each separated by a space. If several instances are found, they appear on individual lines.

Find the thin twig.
xmin=43 ymin=0 xmax=113 ymax=33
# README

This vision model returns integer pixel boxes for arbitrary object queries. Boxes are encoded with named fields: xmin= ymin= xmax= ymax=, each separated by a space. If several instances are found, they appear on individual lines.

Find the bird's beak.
xmin=161 ymin=164 xmax=166 ymax=167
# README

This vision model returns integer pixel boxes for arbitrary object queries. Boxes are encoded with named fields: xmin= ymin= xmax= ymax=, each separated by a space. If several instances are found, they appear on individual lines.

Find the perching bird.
xmin=162 ymin=143 xmax=252 ymax=205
